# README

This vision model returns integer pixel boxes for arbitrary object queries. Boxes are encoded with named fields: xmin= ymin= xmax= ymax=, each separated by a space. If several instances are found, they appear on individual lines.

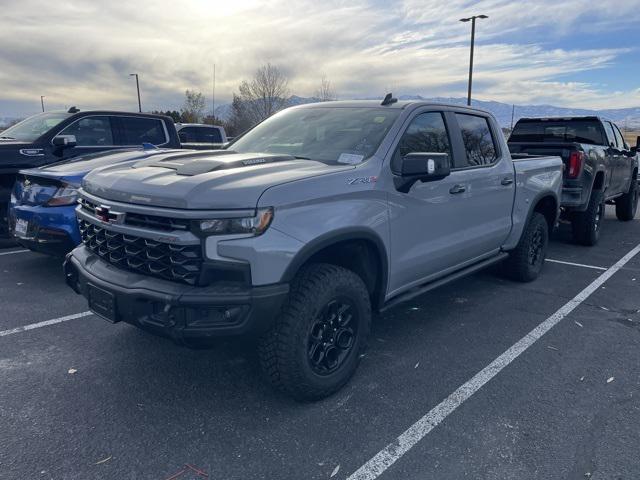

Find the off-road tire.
xmin=572 ymin=190 xmax=604 ymax=246
xmin=615 ymin=178 xmax=638 ymax=221
xmin=258 ymin=263 xmax=371 ymax=402
xmin=503 ymin=212 xmax=549 ymax=282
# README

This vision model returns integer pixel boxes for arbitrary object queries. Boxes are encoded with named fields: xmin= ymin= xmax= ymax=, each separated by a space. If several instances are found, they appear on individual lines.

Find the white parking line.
xmin=0 ymin=249 xmax=29 ymax=257
xmin=545 ymin=258 xmax=607 ymax=271
xmin=0 ymin=311 xmax=93 ymax=337
xmin=347 ymin=242 xmax=640 ymax=480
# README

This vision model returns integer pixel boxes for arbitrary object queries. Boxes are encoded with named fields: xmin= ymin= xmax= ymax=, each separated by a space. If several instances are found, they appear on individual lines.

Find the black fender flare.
xmin=280 ymin=228 xmax=389 ymax=309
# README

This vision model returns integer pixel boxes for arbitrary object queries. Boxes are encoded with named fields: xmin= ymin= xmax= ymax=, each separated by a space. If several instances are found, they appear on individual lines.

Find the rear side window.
xmin=59 ymin=116 xmax=114 ymax=146
xmin=179 ymin=126 xmax=223 ymax=143
xmin=119 ymin=117 xmax=167 ymax=145
xmin=455 ymin=113 xmax=497 ymax=166
xmin=510 ymin=120 xmax=605 ymax=145
xmin=612 ymin=124 xmax=625 ymax=149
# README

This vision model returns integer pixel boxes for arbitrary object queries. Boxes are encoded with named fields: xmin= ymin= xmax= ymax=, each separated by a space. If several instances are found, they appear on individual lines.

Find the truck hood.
xmin=82 ymin=150 xmax=354 ymax=209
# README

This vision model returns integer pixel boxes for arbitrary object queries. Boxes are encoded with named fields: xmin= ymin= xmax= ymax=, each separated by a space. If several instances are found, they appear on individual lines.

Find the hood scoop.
xmin=133 ymin=151 xmax=297 ymax=176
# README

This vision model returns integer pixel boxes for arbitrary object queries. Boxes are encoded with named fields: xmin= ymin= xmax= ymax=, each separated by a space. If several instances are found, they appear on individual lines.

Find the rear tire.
xmin=258 ymin=263 xmax=371 ymax=402
xmin=571 ymin=190 xmax=604 ymax=246
xmin=503 ymin=212 xmax=548 ymax=282
xmin=615 ymin=178 xmax=638 ymax=221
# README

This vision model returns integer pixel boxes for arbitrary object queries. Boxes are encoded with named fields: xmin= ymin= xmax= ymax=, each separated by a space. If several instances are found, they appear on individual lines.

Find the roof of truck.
xmin=293 ymin=99 xmax=490 ymax=114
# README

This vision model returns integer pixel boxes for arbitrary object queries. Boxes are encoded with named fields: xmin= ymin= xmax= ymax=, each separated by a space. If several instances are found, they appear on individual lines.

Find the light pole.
xmin=460 ymin=14 xmax=488 ymax=106
xmin=40 ymin=96 xmax=45 ymax=112
xmin=129 ymin=73 xmax=142 ymax=112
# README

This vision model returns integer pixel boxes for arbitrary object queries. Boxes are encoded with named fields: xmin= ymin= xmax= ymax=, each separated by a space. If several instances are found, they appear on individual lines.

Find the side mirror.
xmin=636 ymin=136 xmax=640 ymax=150
xmin=52 ymin=135 xmax=77 ymax=148
xmin=393 ymin=152 xmax=451 ymax=193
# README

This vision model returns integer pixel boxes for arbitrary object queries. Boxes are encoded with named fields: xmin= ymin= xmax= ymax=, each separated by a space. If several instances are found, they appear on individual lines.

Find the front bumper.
xmin=64 ymin=246 xmax=289 ymax=345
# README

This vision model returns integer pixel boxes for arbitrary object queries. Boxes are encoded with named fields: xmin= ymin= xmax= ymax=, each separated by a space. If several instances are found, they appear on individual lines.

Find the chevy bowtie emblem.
xmin=95 ymin=205 xmax=111 ymax=223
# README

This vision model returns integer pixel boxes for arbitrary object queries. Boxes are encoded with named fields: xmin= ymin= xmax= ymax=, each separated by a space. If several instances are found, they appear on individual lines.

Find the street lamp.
xmin=460 ymin=14 xmax=488 ymax=106
xmin=40 ymin=96 xmax=45 ymax=112
xmin=129 ymin=73 xmax=142 ymax=112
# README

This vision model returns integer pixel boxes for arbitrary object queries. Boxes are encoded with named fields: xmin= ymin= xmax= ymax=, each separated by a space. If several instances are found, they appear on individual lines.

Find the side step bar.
xmin=381 ymin=253 xmax=509 ymax=312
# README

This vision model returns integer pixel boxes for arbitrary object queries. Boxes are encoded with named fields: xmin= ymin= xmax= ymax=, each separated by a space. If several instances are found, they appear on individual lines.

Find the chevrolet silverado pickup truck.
xmin=64 ymin=99 xmax=562 ymax=400
xmin=0 ymin=109 xmax=181 ymax=237
xmin=508 ymin=116 xmax=639 ymax=245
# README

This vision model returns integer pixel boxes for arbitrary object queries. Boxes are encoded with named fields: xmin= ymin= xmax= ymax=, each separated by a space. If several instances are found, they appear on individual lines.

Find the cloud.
xmin=0 ymin=0 xmax=638 ymax=117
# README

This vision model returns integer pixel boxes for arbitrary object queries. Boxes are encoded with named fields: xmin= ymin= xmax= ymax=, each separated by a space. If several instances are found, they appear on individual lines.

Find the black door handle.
xmin=449 ymin=184 xmax=466 ymax=194
xmin=501 ymin=177 xmax=514 ymax=186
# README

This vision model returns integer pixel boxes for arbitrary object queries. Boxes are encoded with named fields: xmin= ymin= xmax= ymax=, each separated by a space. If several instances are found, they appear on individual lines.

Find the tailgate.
xmin=508 ymin=142 xmax=581 ymax=174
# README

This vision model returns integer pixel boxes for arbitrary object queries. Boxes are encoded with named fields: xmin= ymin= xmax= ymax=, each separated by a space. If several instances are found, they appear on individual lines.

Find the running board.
xmin=381 ymin=253 xmax=509 ymax=312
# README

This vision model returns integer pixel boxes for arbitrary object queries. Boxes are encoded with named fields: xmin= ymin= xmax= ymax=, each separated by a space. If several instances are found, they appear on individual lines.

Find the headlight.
xmin=45 ymin=184 xmax=79 ymax=207
xmin=199 ymin=208 xmax=274 ymax=236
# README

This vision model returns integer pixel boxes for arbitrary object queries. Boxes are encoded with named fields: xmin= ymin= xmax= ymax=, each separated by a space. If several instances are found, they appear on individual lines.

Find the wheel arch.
xmin=281 ymin=228 xmax=389 ymax=310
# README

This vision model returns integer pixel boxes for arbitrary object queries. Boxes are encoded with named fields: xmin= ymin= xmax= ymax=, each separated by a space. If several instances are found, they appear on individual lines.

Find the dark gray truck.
xmin=64 ymin=100 xmax=562 ymax=400
xmin=508 ymin=117 xmax=639 ymax=245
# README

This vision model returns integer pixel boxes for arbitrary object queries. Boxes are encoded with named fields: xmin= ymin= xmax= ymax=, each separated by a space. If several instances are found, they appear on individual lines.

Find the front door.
xmin=54 ymin=115 xmax=120 ymax=160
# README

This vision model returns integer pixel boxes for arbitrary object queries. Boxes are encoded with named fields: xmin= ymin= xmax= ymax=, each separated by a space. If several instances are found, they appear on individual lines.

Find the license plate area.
xmin=87 ymin=283 xmax=119 ymax=323
xmin=14 ymin=218 xmax=29 ymax=238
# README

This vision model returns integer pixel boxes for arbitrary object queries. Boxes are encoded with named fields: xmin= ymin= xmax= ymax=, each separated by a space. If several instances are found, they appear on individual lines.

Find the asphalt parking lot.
xmin=1 ymin=208 xmax=639 ymax=480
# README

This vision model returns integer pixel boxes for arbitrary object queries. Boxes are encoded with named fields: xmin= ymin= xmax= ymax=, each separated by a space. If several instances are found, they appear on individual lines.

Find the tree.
xmin=180 ymin=90 xmax=206 ymax=123
xmin=231 ymin=63 xmax=290 ymax=129
xmin=315 ymin=75 xmax=336 ymax=101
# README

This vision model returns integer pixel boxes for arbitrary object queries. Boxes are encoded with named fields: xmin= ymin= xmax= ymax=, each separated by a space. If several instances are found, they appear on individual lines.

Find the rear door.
xmin=448 ymin=111 xmax=515 ymax=256
xmin=612 ymin=123 xmax=633 ymax=194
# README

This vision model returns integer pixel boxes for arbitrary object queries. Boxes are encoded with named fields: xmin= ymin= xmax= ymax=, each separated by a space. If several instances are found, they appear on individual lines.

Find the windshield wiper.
xmin=292 ymin=155 xmax=311 ymax=160
xmin=0 ymin=136 xmax=16 ymax=140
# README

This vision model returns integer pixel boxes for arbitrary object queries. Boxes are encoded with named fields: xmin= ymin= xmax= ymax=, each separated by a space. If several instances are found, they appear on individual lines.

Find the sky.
xmin=1 ymin=0 xmax=640 ymax=118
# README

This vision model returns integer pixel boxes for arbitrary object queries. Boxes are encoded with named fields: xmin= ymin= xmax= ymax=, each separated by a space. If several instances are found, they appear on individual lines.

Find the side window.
xmin=455 ymin=114 xmax=498 ymax=167
xmin=612 ymin=124 xmax=626 ymax=150
xmin=119 ymin=117 xmax=167 ymax=145
xmin=396 ymin=112 xmax=450 ymax=157
xmin=59 ymin=116 xmax=114 ymax=146
xmin=603 ymin=122 xmax=617 ymax=147
xmin=179 ymin=127 xmax=223 ymax=143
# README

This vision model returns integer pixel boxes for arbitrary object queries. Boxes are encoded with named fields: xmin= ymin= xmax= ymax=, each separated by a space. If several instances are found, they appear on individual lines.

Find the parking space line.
xmin=545 ymin=258 xmax=607 ymax=271
xmin=0 ymin=311 xmax=93 ymax=338
xmin=347 ymin=242 xmax=640 ymax=480
xmin=0 ymin=249 xmax=29 ymax=257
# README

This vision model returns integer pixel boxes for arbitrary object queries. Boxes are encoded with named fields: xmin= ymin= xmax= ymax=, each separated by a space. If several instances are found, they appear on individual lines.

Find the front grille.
xmin=79 ymin=198 xmax=191 ymax=232
xmin=79 ymin=219 xmax=203 ymax=285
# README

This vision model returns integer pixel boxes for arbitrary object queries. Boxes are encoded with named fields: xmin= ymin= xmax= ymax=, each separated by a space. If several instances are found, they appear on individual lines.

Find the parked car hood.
xmin=21 ymin=148 xmax=183 ymax=184
xmin=82 ymin=150 xmax=354 ymax=209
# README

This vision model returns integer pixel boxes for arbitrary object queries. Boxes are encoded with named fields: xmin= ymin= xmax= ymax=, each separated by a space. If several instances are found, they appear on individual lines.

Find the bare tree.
xmin=234 ymin=63 xmax=290 ymax=126
xmin=315 ymin=75 xmax=336 ymax=101
xmin=180 ymin=90 xmax=206 ymax=123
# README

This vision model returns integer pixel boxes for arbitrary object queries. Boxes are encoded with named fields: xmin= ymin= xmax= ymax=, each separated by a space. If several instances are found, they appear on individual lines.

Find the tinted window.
xmin=456 ymin=114 xmax=497 ymax=166
xmin=396 ymin=112 xmax=450 ymax=158
xmin=60 ymin=116 xmax=113 ymax=146
xmin=603 ymin=122 xmax=617 ymax=147
xmin=120 ymin=117 xmax=166 ymax=145
xmin=179 ymin=126 xmax=223 ymax=143
xmin=612 ymin=124 xmax=626 ymax=149
xmin=510 ymin=119 xmax=605 ymax=145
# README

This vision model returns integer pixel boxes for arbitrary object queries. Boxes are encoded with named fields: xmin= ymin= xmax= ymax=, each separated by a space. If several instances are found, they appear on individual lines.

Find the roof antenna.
xmin=67 ymin=106 xmax=80 ymax=113
xmin=381 ymin=93 xmax=397 ymax=106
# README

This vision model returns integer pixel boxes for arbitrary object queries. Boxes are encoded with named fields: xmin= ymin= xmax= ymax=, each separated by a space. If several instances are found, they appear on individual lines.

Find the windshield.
xmin=0 ymin=112 xmax=71 ymax=142
xmin=510 ymin=119 xmax=605 ymax=145
xmin=230 ymin=107 xmax=401 ymax=164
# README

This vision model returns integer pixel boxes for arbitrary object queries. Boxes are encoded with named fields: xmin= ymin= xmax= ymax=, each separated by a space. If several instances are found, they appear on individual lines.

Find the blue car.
xmin=9 ymin=147 xmax=180 ymax=256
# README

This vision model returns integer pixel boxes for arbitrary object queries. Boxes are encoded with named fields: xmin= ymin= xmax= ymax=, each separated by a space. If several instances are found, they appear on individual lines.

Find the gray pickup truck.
xmin=64 ymin=99 xmax=562 ymax=400
xmin=508 ymin=116 xmax=639 ymax=245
